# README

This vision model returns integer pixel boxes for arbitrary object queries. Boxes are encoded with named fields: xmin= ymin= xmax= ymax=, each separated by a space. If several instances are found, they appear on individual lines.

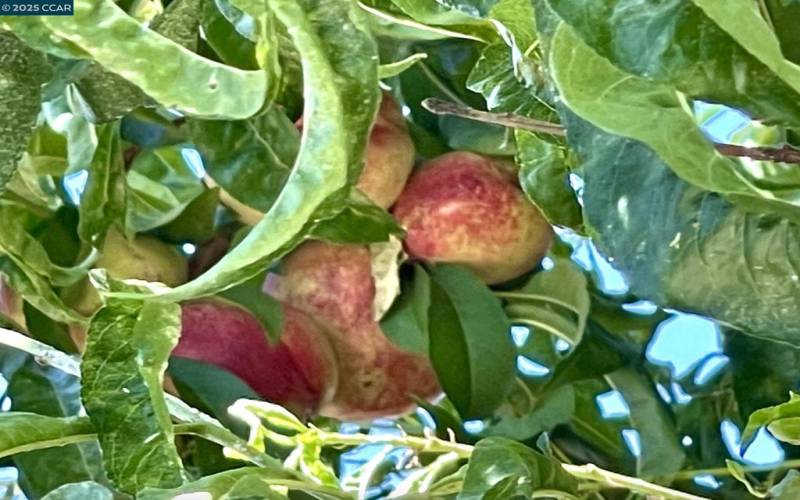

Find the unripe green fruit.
xmin=97 ymin=229 xmax=188 ymax=286
xmin=69 ymin=229 xmax=188 ymax=317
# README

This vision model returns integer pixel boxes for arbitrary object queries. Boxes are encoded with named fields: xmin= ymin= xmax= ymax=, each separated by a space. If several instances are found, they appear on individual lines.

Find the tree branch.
xmin=422 ymin=98 xmax=800 ymax=164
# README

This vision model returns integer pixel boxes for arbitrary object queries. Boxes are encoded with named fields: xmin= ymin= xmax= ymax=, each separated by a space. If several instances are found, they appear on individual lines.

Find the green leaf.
xmin=81 ymin=297 xmax=185 ymax=494
xmin=765 ymin=0 xmax=800 ymax=64
xmin=125 ymin=144 xmax=205 ymax=233
xmin=381 ymin=263 xmax=431 ymax=355
xmin=568 ymin=379 xmax=631 ymax=467
xmin=0 ymin=412 xmax=95 ymax=460
xmin=550 ymin=22 xmax=800 ymax=220
xmin=168 ymin=357 xmax=260 ymax=431
xmin=188 ymin=106 xmax=299 ymax=214
xmin=482 ymin=384 xmax=575 ymax=441
xmin=567 ymin=110 xmax=800 ymax=345
xmin=156 ymin=187 xmax=220 ymax=244
xmin=3 ymin=357 xmax=107 ymax=498
xmin=78 ymin=123 xmax=126 ymax=245
xmin=605 ymin=368 xmax=685 ymax=477
xmin=0 ymin=204 xmax=93 ymax=288
xmin=502 ymin=256 xmax=590 ymax=347
xmin=741 ymin=392 xmax=800 ymax=449
xmin=121 ymin=0 xmax=379 ymax=302
xmin=771 ymin=470 xmax=800 ymax=500
xmin=42 ymin=482 xmax=114 ymax=500
xmin=379 ymin=52 xmax=428 ymax=78
xmin=691 ymin=0 xmax=800 ymax=98
xmin=3 ymin=0 xmax=268 ymax=119
xmin=543 ymin=0 xmax=800 ymax=127
xmin=149 ymin=0 xmax=203 ymax=51
xmin=460 ymin=437 xmax=578 ymax=500
xmin=58 ymin=61 xmax=151 ymax=124
xmin=138 ymin=467 xmax=293 ymax=500
xmin=310 ymin=194 xmax=404 ymax=244
xmin=0 ymin=256 xmax=88 ymax=326
xmin=0 ymin=32 xmax=52 ymax=195
xmin=429 ymin=265 xmax=516 ymax=418
xmin=515 ymin=131 xmax=582 ymax=229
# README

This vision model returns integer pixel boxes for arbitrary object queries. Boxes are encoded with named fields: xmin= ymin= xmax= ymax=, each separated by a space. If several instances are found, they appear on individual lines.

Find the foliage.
xmin=0 ymin=0 xmax=799 ymax=498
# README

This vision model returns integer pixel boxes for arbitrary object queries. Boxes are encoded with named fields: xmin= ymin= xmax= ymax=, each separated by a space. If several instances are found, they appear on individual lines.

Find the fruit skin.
xmin=97 ymin=229 xmax=188 ymax=287
xmin=68 ymin=230 xmax=189 ymax=350
xmin=69 ymin=230 xmax=189 ymax=317
xmin=174 ymin=299 xmax=338 ymax=415
xmin=297 ymin=93 xmax=415 ymax=209
xmin=265 ymin=241 xmax=441 ymax=420
xmin=392 ymin=151 xmax=553 ymax=284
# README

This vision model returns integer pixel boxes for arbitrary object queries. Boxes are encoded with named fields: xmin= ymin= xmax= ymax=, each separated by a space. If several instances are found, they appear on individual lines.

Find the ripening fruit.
xmin=297 ymin=93 xmax=415 ymax=208
xmin=97 ymin=229 xmax=188 ymax=287
xmin=175 ymin=299 xmax=338 ymax=415
xmin=67 ymin=230 xmax=189 ymax=350
xmin=265 ymin=241 xmax=441 ymax=419
xmin=393 ymin=152 xmax=553 ymax=284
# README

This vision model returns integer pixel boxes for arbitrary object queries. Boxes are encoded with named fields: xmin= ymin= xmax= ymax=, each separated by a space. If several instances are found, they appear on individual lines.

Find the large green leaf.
xmin=0 ymin=32 xmax=52 ymax=195
xmin=0 ymin=256 xmax=88 ymax=326
xmin=515 ymin=131 xmax=582 ymax=229
xmin=3 ymin=0 xmax=266 ymax=119
xmin=543 ymin=0 xmax=800 ymax=127
xmin=429 ymin=265 xmax=516 ymax=418
xmin=566 ymin=111 xmax=800 ymax=345
xmin=381 ymin=263 xmax=431 ymax=355
xmin=188 ymin=106 xmax=299 ymax=214
xmin=42 ymin=482 xmax=114 ymax=500
xmin=3 ymin=357 xmax=107 ymax=498
xmin=741 ymin=392 xmax=800 ymax=449
xmin=550 ymin=22 xmax=800 ymax=220
xmin=0 ymin=412 xmax=94 ymax=460
xmin=118 ymin=0 xmax=379 ymax=302
xmin=502 ymin=256 xmax=590 ymax=347
xmin=459 ymin=437 xmax=578 ymax=500
xmin=81 ymin=297 xmax=185 ymax=494
xmin=139 ymin=467 xmax=294 ymax=500
xmin=125 ymin=144 xmax=205 ymax=233
xmin=78 ymin=124 xmax=126 ymax=245
xmin=691 ymin=0 xmax=800 ymax=97
xmin=605 ymin=368 xmax=685 ymax=477
xmin=0 ymin=204 xmax=93 ymax=288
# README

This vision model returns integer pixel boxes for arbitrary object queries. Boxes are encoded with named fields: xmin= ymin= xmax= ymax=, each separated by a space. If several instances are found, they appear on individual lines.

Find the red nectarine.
xmin=297 ymin=93 xmax=415 ymax=209
xmin=393 ymin=151 xmax=553 ymax=284
xmin=265 ymin=241 xmax=441 ymax=419
xmin=175 ymin=299 xmax=338 ymax=415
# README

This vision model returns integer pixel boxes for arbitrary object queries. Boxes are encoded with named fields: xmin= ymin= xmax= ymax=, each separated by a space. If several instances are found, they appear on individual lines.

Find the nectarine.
xmin=265 ymin=241 xmax=441 ymax=419
xmin=175 ymin=299 xmax=338 ymax=415
xmin=393 ymin=152 xmax=553 ymax=284
xmin=297 ymin=93 xmax=415 ymax=209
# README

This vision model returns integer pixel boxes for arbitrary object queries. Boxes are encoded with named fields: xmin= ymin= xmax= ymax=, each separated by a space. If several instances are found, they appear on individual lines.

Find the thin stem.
xmin=174 ymin=422 xmax=280 ymax=469
xmin=317 ymin=430 xmax=474 ymax=459
xmin=0 ymin=328 xmax=81 ymax=377
xmin=562 ymin=464 xmax=709 ymax=500
xmin=673 ymin=458 xmax=800 ymax=480
xmin=422 ymin=98 xmax=567 ymax=136
xmin=423 ymin=98 xmax=800 ymax=164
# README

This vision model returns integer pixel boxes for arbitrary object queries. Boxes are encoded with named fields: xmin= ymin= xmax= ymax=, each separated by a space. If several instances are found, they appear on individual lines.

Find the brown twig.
xmin=421 ymin=98 xmax=800 ymax=164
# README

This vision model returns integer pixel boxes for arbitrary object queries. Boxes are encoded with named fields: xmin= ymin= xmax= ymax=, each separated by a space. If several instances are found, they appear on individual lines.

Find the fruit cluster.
xmin=31 ymin=94 xmax=553 ymax=421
